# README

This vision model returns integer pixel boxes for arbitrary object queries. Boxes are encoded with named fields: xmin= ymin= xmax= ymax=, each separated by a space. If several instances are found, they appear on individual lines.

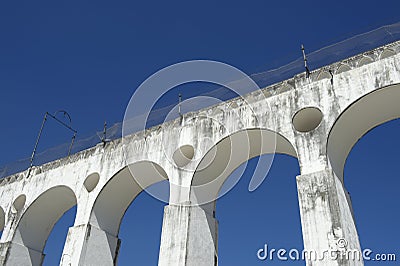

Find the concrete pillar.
xmin=158 ymin=205 xmax=218 ymax=266
xmin=60 ymin=223 xmax=120 ymax=266
xmin=297 ymin=168 xmax=362 ymax=266
xmin=0 ymin=242 xmax=44 ymax=266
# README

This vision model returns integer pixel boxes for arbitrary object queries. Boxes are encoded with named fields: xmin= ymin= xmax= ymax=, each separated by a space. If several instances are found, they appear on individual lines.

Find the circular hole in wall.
xmin=12 ymin=194 xmax=26 ymax=213
xmin=173 ymin=145 xmax=195 ymax=168
xmin=84 ymin=173 xmax=100 ymax=192
xmin=292 ymin=107 xmax=323 ymax=132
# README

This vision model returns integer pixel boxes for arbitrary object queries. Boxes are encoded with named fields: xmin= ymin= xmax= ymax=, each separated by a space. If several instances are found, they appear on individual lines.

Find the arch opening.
xmin=89 ymin=161 xmax=168 ymax=236
xmin=327 ymin=83 xmax=400 ymax=182
xmin=117 ymin=180 xmax=169 ymax=264
xmin=344 ymin=119 xmax=400 ymax=264
xmin=189 ymin=128 xmax=301 ymax=264
xmin=83 ymin=161 xmax=168 ymax=264
xmin=43 ymin=206 xmax=77 ymax=265
xmin=190 ymin=128 xmax=297 ymax=211
xmin=216 ymin=154 xmax=303 ymax=265
xmin=10 ymin=186 xmax=77 ymax=266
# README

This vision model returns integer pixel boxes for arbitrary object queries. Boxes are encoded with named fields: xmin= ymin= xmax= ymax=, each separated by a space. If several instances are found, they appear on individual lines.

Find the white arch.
xmin=76 ymin=161 xmax=168 ymax=265
xmin=380 ymin=48 xmax=396 ymax=59
xmin=89 ymin=161 xmax=168 ymax=237
xmin=190 ymin=128 xmax=297 ymax=209
xmin=327 ymin=83 xmax=400 ymax=182
xmin=336 ymin=64 xmax=351 ymax=74
xmin=358 ymin=56 xmax=374 ymax=67
xmin=316 ymin=70 xmax=332 ymax=81
xmin=11 ymin=185 xmax=77 ymax=264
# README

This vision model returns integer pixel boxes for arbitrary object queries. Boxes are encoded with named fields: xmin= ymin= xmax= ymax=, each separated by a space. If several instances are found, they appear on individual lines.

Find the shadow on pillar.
xmin=0 ymin=241 xmax=44 ymax=266
xmin=72 ymin=224 xmax=121 ymax=266
xmin=158 ymin=205 xmax=218 ymax=266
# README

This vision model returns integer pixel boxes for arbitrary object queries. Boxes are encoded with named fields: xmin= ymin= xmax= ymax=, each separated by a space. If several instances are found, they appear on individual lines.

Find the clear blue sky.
xmin=0 ymin=0 xmax=399 ymax=265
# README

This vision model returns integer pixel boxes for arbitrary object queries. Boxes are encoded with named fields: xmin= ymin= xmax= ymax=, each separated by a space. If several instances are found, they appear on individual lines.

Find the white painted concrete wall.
xmin=0 ymin=41 xmax=398 ymax=265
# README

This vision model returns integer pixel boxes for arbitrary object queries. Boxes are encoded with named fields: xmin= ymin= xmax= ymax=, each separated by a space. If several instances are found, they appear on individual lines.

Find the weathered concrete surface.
xmin=60 ymin=223 xmax=120 ymax=266
xmin=297 ymin=169 xmax=361 ymax=266
xmin=158 ymin=205 xmax=218 ymax=266
xmin=0 ymin=242 xmax=43 ymax=266
xmin=0 ymin=40 xmax=398 ymax=265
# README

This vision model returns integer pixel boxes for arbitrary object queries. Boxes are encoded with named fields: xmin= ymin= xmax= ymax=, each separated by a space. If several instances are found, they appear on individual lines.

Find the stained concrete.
xmin=0 ymin=41 xmax=398 ymax=265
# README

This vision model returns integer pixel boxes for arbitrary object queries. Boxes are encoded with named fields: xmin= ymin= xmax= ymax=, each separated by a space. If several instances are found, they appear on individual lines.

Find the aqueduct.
xmin=0 ymin=40 xmax=399 ymax=266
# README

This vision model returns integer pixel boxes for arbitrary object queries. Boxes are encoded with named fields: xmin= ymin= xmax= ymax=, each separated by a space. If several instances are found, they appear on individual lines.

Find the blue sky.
xmin=0 ymin=0 xmax=399 ymax=265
